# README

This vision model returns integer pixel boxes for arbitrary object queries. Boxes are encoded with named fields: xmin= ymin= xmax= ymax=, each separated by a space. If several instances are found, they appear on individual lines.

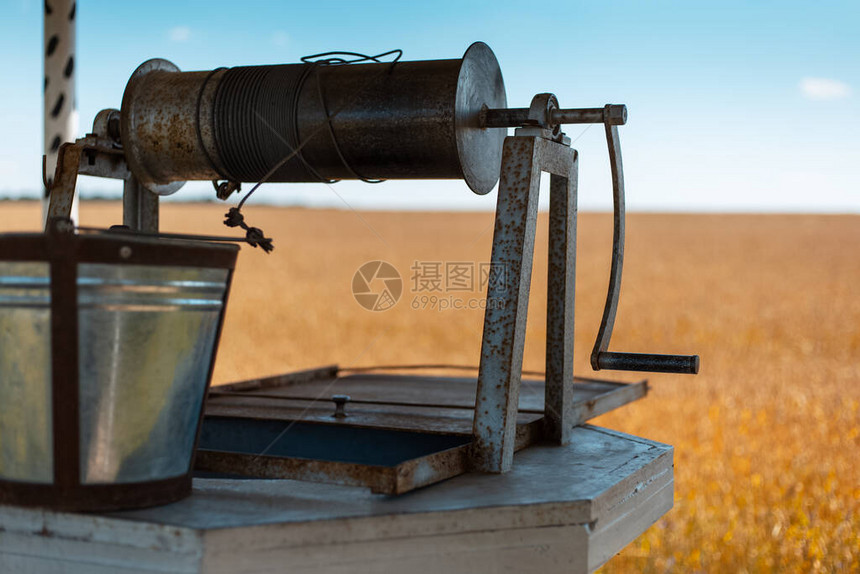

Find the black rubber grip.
xmin=596 ymin=352 xmax=699 ymax=374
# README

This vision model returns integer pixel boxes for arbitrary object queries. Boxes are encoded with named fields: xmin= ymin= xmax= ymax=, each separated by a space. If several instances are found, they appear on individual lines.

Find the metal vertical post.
xmin=43 ymin=0 xmax=78 ymax=223
xmin=472 ymin=134 xmax=577 ymax=473
xmin=472 ymin=137 xmax=542 ymax=473
xmin=123 ymin=177 xmax=160 ymax=232
xmin=544 ymin=155 xmax=578 ymax=444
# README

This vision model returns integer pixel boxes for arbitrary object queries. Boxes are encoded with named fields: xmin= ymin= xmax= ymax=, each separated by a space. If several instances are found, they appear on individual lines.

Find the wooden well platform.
xmin=0 ymin=425 xmax=672 ymax=574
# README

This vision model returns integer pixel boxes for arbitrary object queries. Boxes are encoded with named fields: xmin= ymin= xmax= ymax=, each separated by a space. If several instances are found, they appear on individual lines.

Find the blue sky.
xmin=1 ymin=0 xmax=858 ymax=211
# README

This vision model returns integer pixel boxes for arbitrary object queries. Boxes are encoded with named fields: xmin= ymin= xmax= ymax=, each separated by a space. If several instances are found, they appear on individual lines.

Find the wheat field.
xmin=1 ymin=201 xmax=857 ymax=572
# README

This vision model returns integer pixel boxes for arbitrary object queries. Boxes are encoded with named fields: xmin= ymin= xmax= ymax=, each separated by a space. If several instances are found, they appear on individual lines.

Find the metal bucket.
xmin=0 ymin=222 xmax=238 ymax=511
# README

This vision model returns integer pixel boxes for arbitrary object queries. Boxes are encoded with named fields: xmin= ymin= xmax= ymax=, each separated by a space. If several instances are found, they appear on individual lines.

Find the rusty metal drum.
xmin=120 ymin=42 xmax=507 ymax=195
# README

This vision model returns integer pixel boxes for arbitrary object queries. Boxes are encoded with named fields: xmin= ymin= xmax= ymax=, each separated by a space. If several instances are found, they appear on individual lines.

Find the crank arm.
xmin=590 ymin=106 xmax=699 ymax=375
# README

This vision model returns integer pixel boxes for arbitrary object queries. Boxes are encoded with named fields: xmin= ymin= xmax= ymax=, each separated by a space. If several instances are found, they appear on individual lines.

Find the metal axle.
xmin=482 ymin=104 xmax=627 ymax=128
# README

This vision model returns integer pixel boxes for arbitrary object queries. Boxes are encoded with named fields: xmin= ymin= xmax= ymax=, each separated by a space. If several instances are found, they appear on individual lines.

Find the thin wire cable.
xmin=570 ymin=123 xmax=593 ymax=144
xmin=208 ymin=389 xmax=546 ymax=415
xmin=251 ymin=110 xmax=390 ymax=247
xmin=302 ymin=50 xmax=403 ymax=183
xmin=194 ymin=67 xmax=231 ymax=179
xmin=223 ymin=50 xmax=402 ymax=251
xmin=235 ymin=49 xmax=402 ymax=211
xmin=341 ymin=363 xmax=548 ymax=378
xmin=75 ymin=225 xmax=258 ymax=245
xmin=251 ymin=326 xmax=392 ymax=459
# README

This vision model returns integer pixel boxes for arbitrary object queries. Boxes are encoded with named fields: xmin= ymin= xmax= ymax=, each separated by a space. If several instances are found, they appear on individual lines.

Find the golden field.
xmin=1 ymin=201 xmax=858 ymax=572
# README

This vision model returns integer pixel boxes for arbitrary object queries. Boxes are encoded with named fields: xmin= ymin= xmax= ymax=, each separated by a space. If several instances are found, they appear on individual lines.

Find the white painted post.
xmin=43 ymin=0 xmax=79 ymax=223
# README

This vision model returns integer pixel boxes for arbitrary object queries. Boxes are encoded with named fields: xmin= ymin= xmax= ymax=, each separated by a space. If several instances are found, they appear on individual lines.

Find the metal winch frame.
xmin=471 ymin=94 xmax=697 ymax=471
xmin=41 ymin=43 xmax=698 ymax=483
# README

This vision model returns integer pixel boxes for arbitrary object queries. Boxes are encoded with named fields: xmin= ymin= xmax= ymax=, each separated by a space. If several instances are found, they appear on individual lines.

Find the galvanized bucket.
xmin=0 ymin=221 xmax=238 ymax=511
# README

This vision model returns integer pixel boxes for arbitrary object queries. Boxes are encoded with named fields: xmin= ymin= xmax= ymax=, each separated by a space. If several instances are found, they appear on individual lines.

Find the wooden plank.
xmin=0 ymin=555 xmax=175 ymax=574
xmin=201 ymin=523 xmax=592 ymax=574
xmin=203 ymin=400 xmax=543 ymax=435
xmin=0 ymin=504 xmax=201 ymax=573
xmin=589 ymin=475 xmax=674 ymax=571
xmin=213 ymin=365 xmax=338 ymax=393
xmin=205 ymin=372 xmax=647 ymax=431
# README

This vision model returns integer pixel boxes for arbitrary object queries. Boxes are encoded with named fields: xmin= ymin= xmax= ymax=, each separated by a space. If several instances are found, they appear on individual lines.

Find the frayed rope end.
xmin=224 ymin=207 xmax=274 ymax=253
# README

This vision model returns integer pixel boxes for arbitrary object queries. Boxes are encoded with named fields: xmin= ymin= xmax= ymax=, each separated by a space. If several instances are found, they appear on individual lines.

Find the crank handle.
xmin=594 ymin=352 xmax=700 ymax=375
xmin=590 ymin=105 xmax=700 ymax=376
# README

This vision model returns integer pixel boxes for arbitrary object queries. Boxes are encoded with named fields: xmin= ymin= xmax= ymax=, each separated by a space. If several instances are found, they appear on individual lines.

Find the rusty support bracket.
xmin=46 ymin=143 xmax=86 ymax=224
xmin=45 ymin=110 xmax=159 ymax=233
xmin=471 ymin=135 xmax=577 ymax=473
